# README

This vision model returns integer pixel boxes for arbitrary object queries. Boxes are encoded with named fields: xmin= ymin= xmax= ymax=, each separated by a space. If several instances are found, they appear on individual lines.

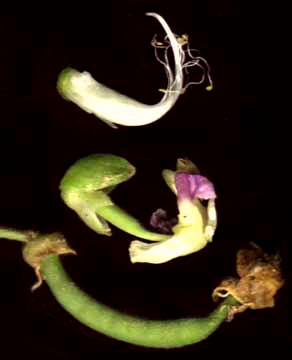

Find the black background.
xmin=0 ymin=1 xmax=289 ymax=357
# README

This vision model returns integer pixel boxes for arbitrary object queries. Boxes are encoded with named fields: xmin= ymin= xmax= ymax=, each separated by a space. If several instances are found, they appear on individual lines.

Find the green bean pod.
xmin=41 ymin=255 xmax=237 ymax=349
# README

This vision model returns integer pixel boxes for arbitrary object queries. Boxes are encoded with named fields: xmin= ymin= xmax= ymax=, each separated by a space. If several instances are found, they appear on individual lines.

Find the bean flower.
xmin=129 ymin=159 xmax=217 ymax=264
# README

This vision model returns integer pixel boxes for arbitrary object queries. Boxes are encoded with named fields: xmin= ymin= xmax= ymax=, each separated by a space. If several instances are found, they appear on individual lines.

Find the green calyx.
xmin=60 ymin=154 xmax=169 ymax=240
xmin=56 ymin=67 xmax=78 ymax=100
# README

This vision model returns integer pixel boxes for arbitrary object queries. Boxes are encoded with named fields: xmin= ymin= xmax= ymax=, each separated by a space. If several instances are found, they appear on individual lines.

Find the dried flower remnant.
xmin=22 ymin=232 xmax=76 ymax=291
xmin=212 ymin=243 xmax=284 ymax=321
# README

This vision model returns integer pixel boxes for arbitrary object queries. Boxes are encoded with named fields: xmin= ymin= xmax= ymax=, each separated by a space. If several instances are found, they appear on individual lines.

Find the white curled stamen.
xmin=151 ymin=32 xmax=213 ymax=93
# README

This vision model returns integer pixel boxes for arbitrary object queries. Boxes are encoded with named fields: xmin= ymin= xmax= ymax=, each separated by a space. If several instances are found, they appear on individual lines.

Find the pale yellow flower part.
xmin=129 ymin=198 xmax=216 ymax=264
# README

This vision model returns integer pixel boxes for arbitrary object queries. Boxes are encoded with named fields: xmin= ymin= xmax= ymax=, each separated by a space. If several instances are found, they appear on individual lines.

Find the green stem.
xmin=97 ymin=205 xmax=170 ymax=241
xmin=41 ymin=255 xmax=237 ymax=349
xmin=0 ymin=227 xmax=34 ymax=242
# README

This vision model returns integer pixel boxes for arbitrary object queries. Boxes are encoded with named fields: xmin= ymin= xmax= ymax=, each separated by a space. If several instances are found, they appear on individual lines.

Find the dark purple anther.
xmin=150 ymin=208 xmax=178 ymax=234
xmin=175 ymin=173 xmax=216 ymax=202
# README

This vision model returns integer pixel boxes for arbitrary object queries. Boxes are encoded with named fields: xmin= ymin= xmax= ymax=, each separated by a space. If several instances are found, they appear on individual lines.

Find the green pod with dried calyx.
xmin=20 ymin=230 xmax=237 ymax=349
xmin=2 ymin=228 xmax=283 ymax=349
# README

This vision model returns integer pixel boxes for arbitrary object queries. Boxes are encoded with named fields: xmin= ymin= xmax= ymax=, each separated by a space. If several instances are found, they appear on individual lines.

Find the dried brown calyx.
xmin=212 ymin=243 xmax=284 ymax=321
xmin=22 ymin=232 xmax=76 ymax=291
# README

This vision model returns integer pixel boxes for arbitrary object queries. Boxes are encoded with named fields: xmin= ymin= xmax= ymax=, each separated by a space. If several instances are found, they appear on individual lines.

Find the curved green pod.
xmin=41 ymin=254 xmax=237 ymax=349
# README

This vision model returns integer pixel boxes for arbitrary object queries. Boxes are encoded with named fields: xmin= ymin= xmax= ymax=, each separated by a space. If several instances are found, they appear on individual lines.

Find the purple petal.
xmin=189 ymin=174 xmax=217 ymax=200
xmin=175 ymin=173 xmax=192 ymax=202
xmin=175 ymin=173 xmax=216 ymax=202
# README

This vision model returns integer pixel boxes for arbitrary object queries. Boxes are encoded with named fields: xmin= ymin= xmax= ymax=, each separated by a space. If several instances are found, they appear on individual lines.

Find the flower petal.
xmin=129 ymin=228 xmax=208 ymax=264
xmin=175 ymin=173 xmax=192 ymax=202
xmin=175 ymin=173 xmax=216 ymax=202
xmin=189 ymin=175 xmax=216 ymax=200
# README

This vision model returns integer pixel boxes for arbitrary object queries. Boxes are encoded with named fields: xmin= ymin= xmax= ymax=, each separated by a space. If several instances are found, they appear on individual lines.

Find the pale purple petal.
xmin=190 ymin=174 xmax=216 ymax=200
xmin=175 ymin=173 xmax=216 ymax=202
